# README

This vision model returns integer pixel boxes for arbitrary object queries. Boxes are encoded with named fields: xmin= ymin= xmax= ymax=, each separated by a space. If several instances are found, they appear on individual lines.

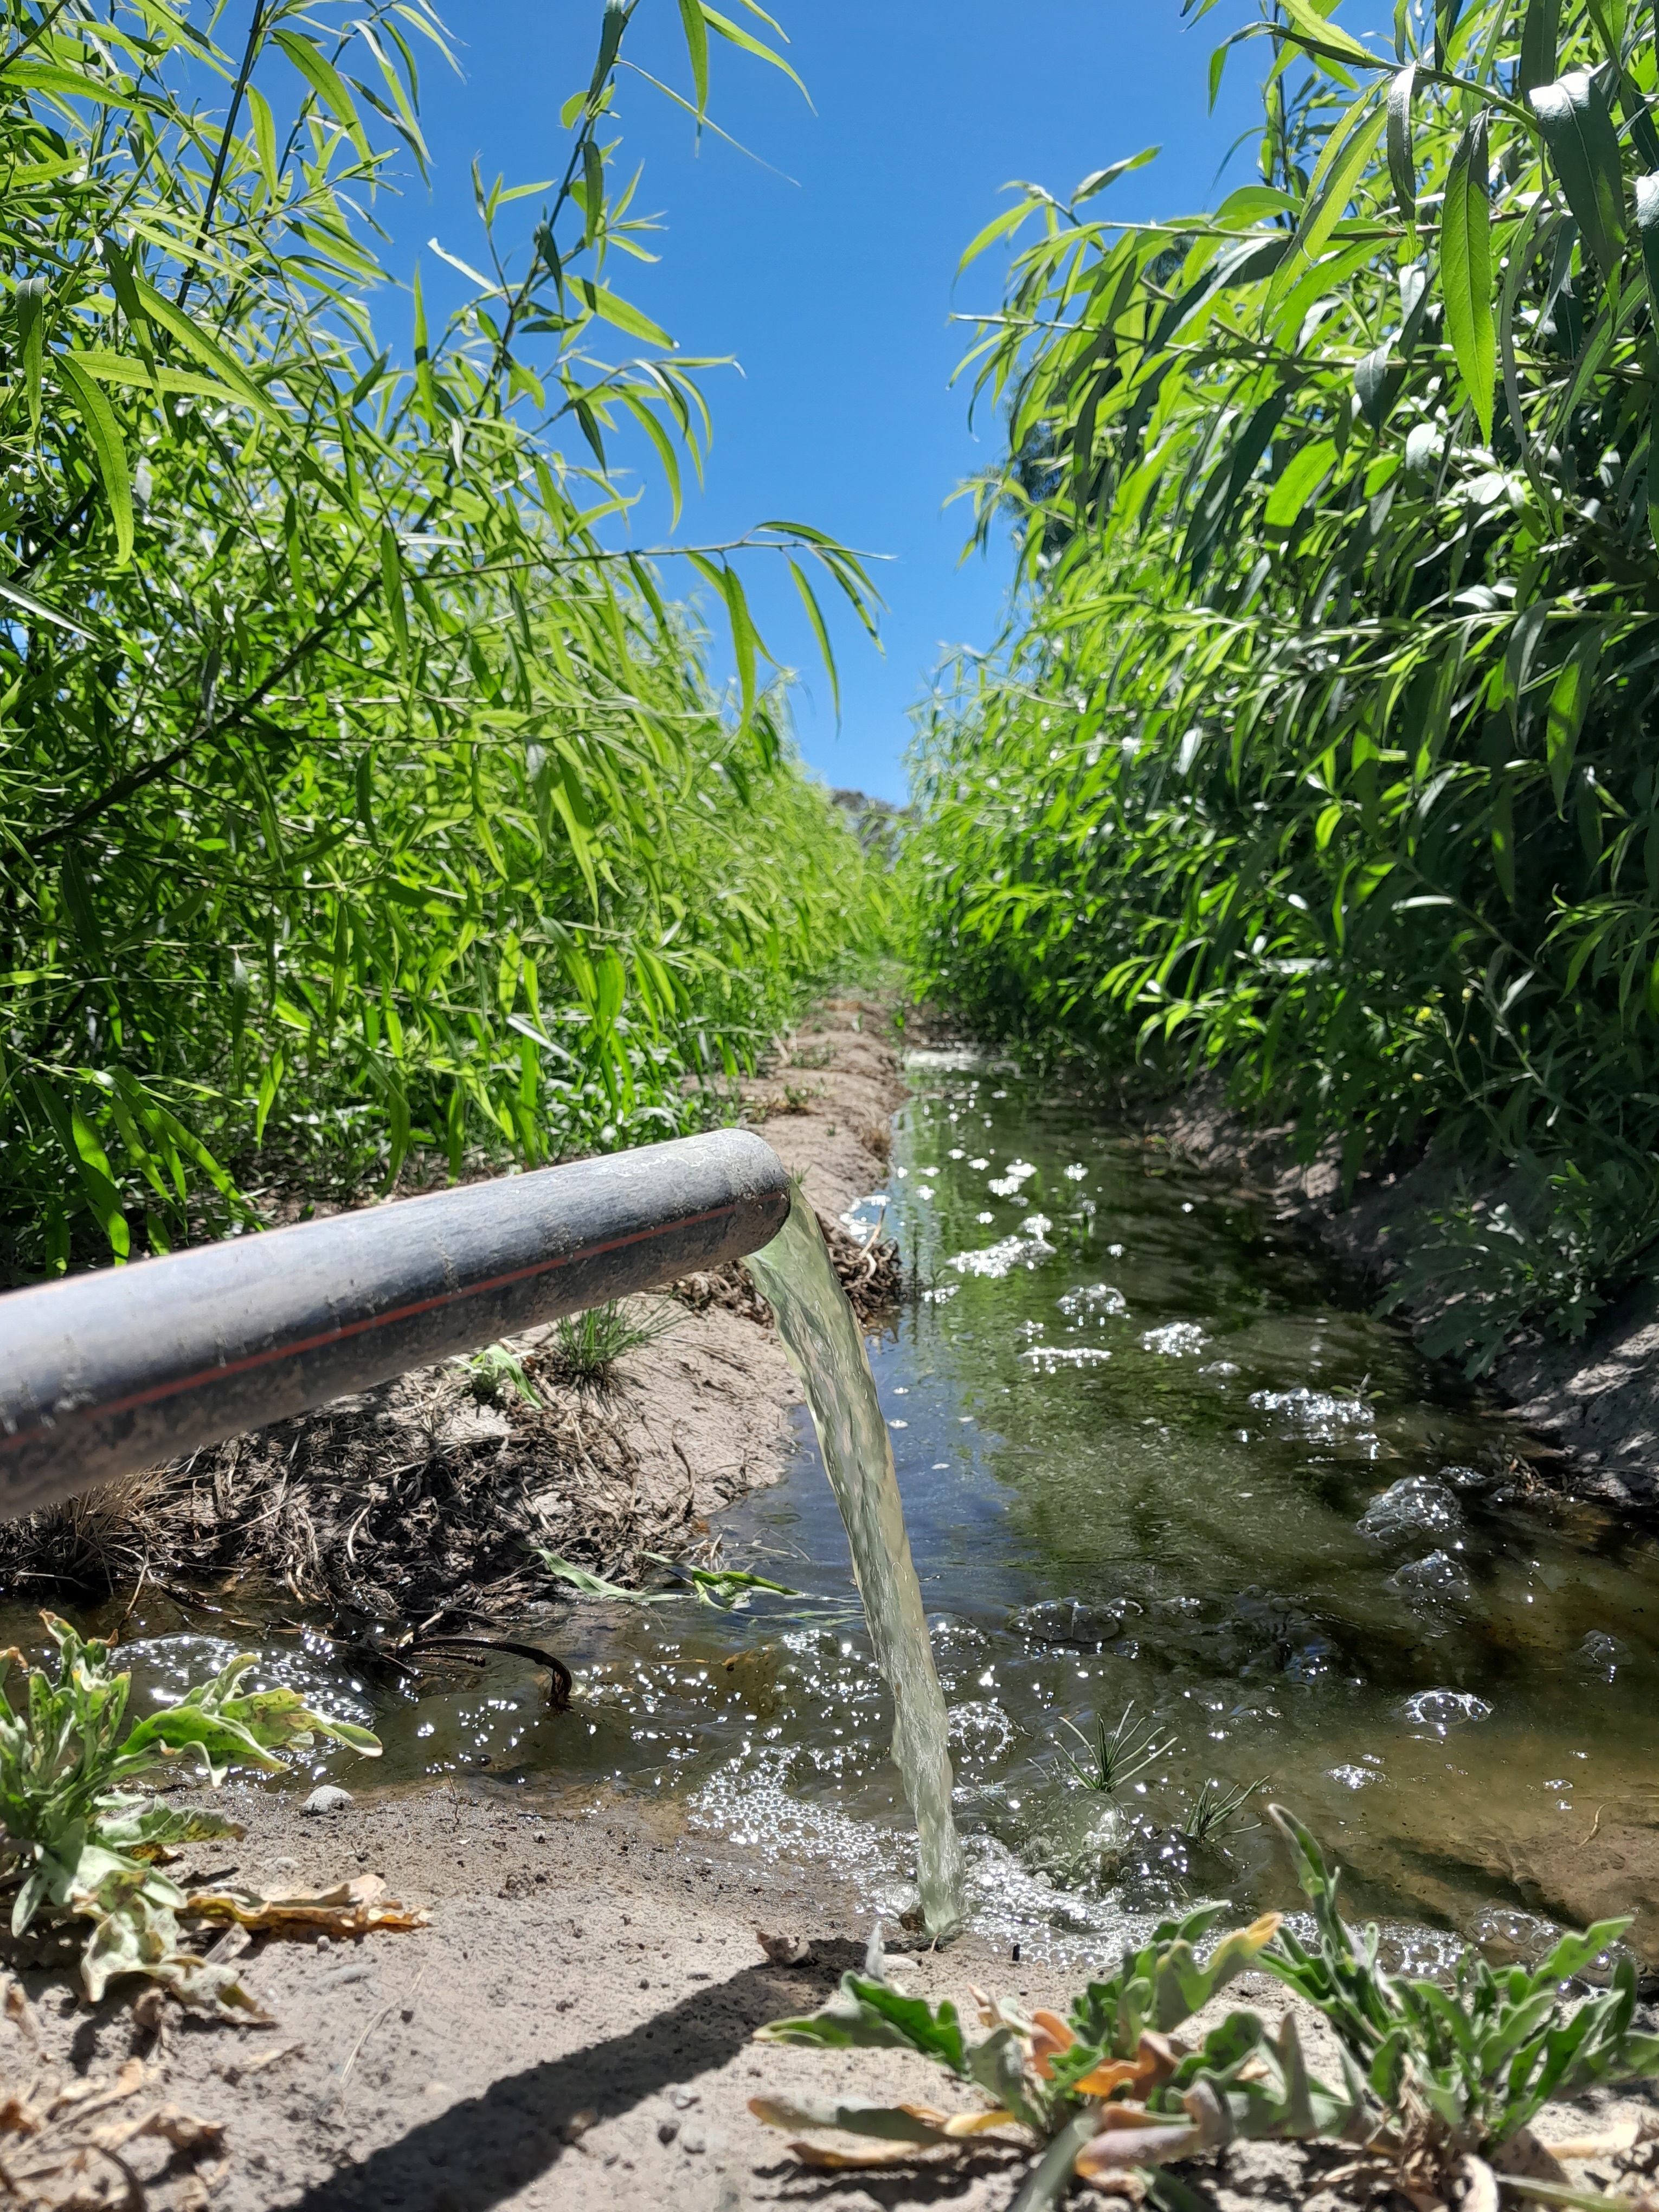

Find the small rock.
xmin=657 ymin=2117 xmax=680 ymax=2146
xmin=670 ymin=2086 xmax=700 ymax=2110
xmin=755 ymin=1930 xmax=813 ymax=1966
xmin=680 ymin=2125 xmax=707 ymax=2155
xmin=302 ymin=1786 xmax=353 ymax=1816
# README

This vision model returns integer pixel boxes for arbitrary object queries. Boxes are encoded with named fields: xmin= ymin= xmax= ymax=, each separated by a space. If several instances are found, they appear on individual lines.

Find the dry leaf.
xmin=1074 ymin=2106 xmax=1201 ymax=2181
xmin=1540 ymin=2119 xmax=1648 ymax=2161
xmin=1029 ymin=2007 xmax=1075 ymax=2079
xmin=783 ymin=2137 xmax=952 ymax=2170
xmin=185 ymin=1873 xmax=428 ymax=1935
xmin=1072 ymin=2030 xmax=1182 ymax=2102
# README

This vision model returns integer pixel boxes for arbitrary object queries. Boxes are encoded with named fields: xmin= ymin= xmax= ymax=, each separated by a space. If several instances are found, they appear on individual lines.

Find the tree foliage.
xmin=0 ymin=0 xmax=883 ymax=1280
xmin=908 ymin=0 xmax=1659 ymax=1358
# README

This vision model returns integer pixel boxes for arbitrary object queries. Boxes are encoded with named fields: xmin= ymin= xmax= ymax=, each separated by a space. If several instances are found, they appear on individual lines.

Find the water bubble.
xmin=976 ymin=1210 xmax=996 ymax=1224
xmin=1200 ymin=1360 xmax=1240 ymax=1378
xmin=1058 ymin=1283 xmax=1127 ymax=1319
xmin=1063 ymin=1163 xmax=1089 ymax=1181
xmin=969 ymin=1156 xmax=989 ymax=1170
xmin=1442 ymin=1464 xmax=1490 ymax=1489
xmin=1328 ymin=1764 xmax=1378 ymax=1790
xmin=1141 ymin=1323 xmax=1206 ymax=1357
xmin=1577 ymin=1630 xmax=1622 ymax=1676
xmin=1356 ymin=1475 xmax=1461 ymax=1542
xmin=921 ymin=1285 xmax=958 ymax=1304
xmin=1250 ymin=1386 xmax=1374 ymax=1441
xmin=1019 ymin=1212 xmax=1053 ymax=1237
xmin=988 ymin=1160 xmax=1038 ymax=1197
xmin=1388 ymin=1550 xmax=1472 ymax=1605
xmin=948 ymin=1232 xmax=1056 ymax=1278
xmin=1019 ymin=1346 xmax=1113 ymax=1372
xmin=1400 ymin=1688 xmax=1491 ymax=1727
xmin=1108 ymin=1243 xmax=1125 ymax=1257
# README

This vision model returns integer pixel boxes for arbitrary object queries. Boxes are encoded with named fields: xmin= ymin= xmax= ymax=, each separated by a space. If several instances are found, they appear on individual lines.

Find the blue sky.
xmin=383 ymin=3 xmax=1315 ymax=803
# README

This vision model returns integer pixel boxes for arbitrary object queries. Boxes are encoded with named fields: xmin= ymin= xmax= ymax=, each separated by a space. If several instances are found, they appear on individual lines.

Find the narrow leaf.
xmin=1519 ymin=0 xmax=1562 ymax=94
xmin=56 ymin=355 xmax=134 ymax=564
xmin=1386 ymin=64 xmax=1416 ymax=224
xmin=1529 ymin=69 xmax=1628 ymax=278
xmin=272 ymin=29 xmax=372 ymax=160
xmin=1441 ymin=111 xmax=1495 ymax=443
xmin=677 ymin=0 xmax=709 ymax=113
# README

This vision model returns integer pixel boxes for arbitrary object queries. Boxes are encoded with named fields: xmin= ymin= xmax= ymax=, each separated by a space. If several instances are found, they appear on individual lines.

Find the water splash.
xmin=745 ymin=1186 xmax=967 ymax=1936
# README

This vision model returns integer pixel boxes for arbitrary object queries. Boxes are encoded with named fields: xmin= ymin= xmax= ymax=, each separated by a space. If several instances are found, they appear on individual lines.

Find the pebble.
xmin=302 ymin=1785 xmax=354 ymax=1816
xmin=670 ymin=2086 xmax=700 ymax=2110
xmin=657 ymin=2118 xmax=680 ymax=2145
xmin=680 ymin=2125 xmax=706 ymax=2155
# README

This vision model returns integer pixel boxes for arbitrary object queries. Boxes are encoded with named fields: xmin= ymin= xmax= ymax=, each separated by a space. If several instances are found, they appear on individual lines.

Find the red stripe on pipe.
xmin=0 ymin=1193 xmax=773 ymax=1456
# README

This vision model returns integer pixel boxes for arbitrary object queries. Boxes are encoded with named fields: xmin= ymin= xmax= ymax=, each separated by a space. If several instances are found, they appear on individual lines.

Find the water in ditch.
xmin=9 ymin=1050 xmax=1659 ymax=1966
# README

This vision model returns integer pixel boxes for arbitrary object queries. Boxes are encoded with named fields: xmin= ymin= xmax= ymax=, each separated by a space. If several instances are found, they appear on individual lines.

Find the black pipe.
xmin=0 ymin=1128 xmax=790 ymax=1524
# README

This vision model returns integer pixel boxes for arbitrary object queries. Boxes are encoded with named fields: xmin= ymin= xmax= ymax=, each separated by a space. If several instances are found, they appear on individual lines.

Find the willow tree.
xmin=0 ymin=0 xmax=879 ymax=1278
xmin=909 ymin=0 xmax=1659 ymax=1361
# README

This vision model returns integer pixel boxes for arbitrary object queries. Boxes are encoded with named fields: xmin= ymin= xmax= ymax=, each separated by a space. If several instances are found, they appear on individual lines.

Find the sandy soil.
xmin=8 ymin=1780 xmax=1659 ymax=2211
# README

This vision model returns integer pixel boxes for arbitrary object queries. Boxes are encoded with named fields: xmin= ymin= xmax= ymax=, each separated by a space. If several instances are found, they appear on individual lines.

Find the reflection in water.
xmin=8 ymin=1053 xmax=1659 ymax=1962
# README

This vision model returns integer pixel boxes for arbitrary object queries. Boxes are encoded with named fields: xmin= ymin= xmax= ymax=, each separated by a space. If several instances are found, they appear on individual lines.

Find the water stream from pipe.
xmin=744 ymin=1184 xmax=967 ymax=1937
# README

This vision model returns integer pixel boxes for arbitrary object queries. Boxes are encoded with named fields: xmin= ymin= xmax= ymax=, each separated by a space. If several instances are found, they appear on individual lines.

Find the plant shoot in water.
xmin=1176 ymin=1776 xmax=1267 ymax=1847
xmin=1055 ymin=1703 xmax=1175 ymax=1796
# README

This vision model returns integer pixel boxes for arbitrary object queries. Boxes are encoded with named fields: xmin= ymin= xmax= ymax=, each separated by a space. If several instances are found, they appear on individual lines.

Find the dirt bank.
xmin=1150 ymin=1073 xmax=1659 ymax=1512
xmin=7 ymin=1782 xmax=1658 ymax=2212
xmin=0 ymin=1000 xmax=905 ymax=1628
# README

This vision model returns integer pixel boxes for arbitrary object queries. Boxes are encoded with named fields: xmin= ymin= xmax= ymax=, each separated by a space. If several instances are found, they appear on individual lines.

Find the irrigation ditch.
xmin=9 ymin=1005 xmax=1659 ymax=2211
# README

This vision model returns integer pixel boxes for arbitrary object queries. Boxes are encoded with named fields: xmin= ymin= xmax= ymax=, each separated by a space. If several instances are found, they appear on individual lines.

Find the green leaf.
xmin=1547 ymin=631 xmax=1602 ymax=810
xmin=699 ymin=5 xmax=811 ymax=104
xmin=756 ymin=1973 xmax=967 ymax=2072
xmin=272 ymin=28 xmax=372 ymax=162
xmin=1441 ymin=111 xmax=1495 ymax=445
xmin=1529 ymin=69 xmax=1628 ymax=279
xmin=380 ymin=525 xmax=409 ymax=667
xmin=956 ymin=197 xmax=1039 ymax=279
xmin=576 ymin=279 xmax=673 ymax=349
xmin=16 ymin=273 xmax=46 ymax=440
xmin=1386 ymin=64 xmax=1416 ymax=224
xmin=1264 ymin=437 xmax=1338 ymax=530
xmin=1265 ymin=98 xmax=1387 ymax=324
xmin=677 ymin=0 xmax=709 ymax=113
xmin=1519 ymin=0 xmax=1562 ymax=94
xmin=1271 ymin=0 xmax=1378 ymax=66
xmin=130 ymin=276 xmax=281 ymax=421
xmin=1073 ymin=146 xmax=1160 ymax=205
xmin=788 ymin=558 xmax=840 ymax=722
xmin=55 ymin=355 xmax=134 ymax=565
xmin=247 ymin=83 xmax=280 ymax=195
xmin=0 ymin=571 xmax=90 ymax=636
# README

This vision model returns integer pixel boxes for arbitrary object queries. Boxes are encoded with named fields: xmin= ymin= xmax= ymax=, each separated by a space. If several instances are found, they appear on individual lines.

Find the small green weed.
xmin=1054 ymin=1703 xmax=1175 ymax=1796
xmin=545 ymin=1297 xmax=679 ymax=1384
xmin=532 ymin=1546 xmax=801 ymax=1611
xmin=454 ymin=1341 xmax=542 ymax=1409
xmin=1175 ymin=1776 xmax=1266 ymax=1847
xmin=750 ymin=1809 xmax=1659 ymax=2208
xmin=0 ymin=1616 xmax=381 ymax=2017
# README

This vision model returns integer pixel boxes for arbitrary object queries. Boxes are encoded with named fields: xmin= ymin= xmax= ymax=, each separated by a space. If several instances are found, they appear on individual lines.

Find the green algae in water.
xmin=745 ymin=1186 xmax=967 ymax=1938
